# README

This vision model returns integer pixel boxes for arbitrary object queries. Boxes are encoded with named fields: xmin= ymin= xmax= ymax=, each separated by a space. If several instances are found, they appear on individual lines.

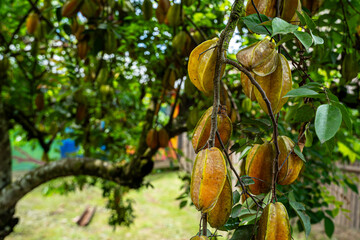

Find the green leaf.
xmin=327 ymin=91 xmax=339 ymax=102
xmin=294 ymin=145 xmax=306 ymax=162
xmin=284 ymin=88 xmax=320 ymax=98
xmin=231 ymin=204 xmax=243 ymax=218
xmin=325 ymin=137 xmax=336 ymax=155
xmin=242 ymin=194 xmax=265 ymax=209
xmin=239 ymin=214 xmax=259 ymax=225
xmin=220 ymin=217 xmax=241 ymax=231
xmin=324 ymin=217 xmax=334 ymax=238
xmin=243 ymin=14 xmax=272 ymax=35
xmin=290 ymin=201 xmax=306 ymax=211
xmin=310 ymin=30 xmax=324 ymax=45
xmin=56 ymin=7 xmax=62 ymax=22
xmin=344 ymin=178 xmax=359 ymax=194
xmin=303 ymin=11 xmax=316 ymax=31
xmin=236 ymin=208 xmax=258 ymax=218
xmin=63 ymin=24 xmax=72 ymax=36
xmin=326 ymin=208 xmax=340 ymax=218
xmin=239 ymin=146 xmax=251 ymax=160
xmin=275 ymin=33 xmax=295 ymax=47
xmin=296 ymin=11 xmax=306 ymax=26
xmin=290 ymin=201 xmax=311 ymax=237
xmin=305 ymin=128 xmax=313 ymax=147
xmin=291 ymin=105 xmax=315 ymax=123
xmin=230 ymin=225 xmax=256 ymax=240
xmin=272 ymin=17 xmax=298 ymax=36
xmin=302 ymin=82 xmax=323 ymax=91
xmin=179 ymin=200 xmax=187 ymax=208
xmin=233 ymin=190 xmax=241 ymax=204
xmin=262 ymin=192 xmax=272 ymax=208
xmin=240 ymin=175 xmax=255 ymax=186
xmin=331 ymin=101 xmax=352 ymax=133
xmin=337 ymin=141 xmax=360 ymax=163
xmin=315 ymin=104 xmax=342 ymax=143
xmin=288 ymin=191 xmax=296 ymax=202
xmin=294 ymin=31 xmax=313 ymax=51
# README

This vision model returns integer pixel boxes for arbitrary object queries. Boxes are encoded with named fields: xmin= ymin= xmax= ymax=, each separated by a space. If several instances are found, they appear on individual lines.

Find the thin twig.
xmin=184 ymin=28 xmax=198 ymax=45
xmin=185 ymin=15 xmax=207 ymax=40
xmin=276 ymin=0 xmax=281 ymax=53
xmin=347 ymin=0 xmax=360 ymax=15
xmin=224 ymin=58 xmax=280 ymax=202
xmin=250 ymin=0 xmax=271 ymax=35
xmin=216 ymin=131 xmax=263 ymax=210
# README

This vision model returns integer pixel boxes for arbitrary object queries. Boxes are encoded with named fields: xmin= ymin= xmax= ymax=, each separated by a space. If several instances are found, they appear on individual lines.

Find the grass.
xmin=8 ymin=171 xmax=203 ymax=240
xmin=6 ymin=171 xmax=356 ymax=240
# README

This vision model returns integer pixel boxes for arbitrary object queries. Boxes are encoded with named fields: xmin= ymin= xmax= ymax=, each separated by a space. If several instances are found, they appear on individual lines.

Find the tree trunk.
xmin=0 ymin=100 xmax=18 ymax=239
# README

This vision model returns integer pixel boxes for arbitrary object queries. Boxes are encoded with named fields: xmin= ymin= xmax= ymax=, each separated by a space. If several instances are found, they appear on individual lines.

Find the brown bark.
xmin=0 ymin=157 xmax=153 ymax=211
xmin=0 ymin=100 xmax=18 ymax=239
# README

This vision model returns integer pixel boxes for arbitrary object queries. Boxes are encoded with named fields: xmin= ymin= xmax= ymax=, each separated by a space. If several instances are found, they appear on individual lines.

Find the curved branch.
xmin=0 ymin=157 xmax=149 ymax=211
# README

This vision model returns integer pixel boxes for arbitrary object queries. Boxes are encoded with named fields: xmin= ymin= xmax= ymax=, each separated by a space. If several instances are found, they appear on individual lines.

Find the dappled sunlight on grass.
xmin=8 ymin=171 xmax=204 ymax=240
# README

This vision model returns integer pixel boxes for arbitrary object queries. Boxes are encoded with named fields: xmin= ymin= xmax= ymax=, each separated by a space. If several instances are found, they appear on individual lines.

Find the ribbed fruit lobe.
xmin=190 ymin=147 xmax=227 ymax=213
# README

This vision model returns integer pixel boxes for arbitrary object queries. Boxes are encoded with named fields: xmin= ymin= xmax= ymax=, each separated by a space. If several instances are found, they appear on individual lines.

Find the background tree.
xmin=0 ymin=0 xmax=359 ymax=239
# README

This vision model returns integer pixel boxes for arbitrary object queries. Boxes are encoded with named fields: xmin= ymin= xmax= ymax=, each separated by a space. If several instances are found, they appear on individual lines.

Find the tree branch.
xmin=208 ymin=0 xmax=243 ymax=147
xmin=206 ymin=0 xmax=244 ymax=234
xmin=0 ymin=157 xmax=149 ymax=211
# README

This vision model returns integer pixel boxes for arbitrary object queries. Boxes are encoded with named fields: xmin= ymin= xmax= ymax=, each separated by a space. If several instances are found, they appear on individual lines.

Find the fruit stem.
xmin=276 ymin=0 xmax=281 ymax=53
xmin=223 ymin=59 xmax=280 ymax=202
xmin=202 ymin=213 xmax=207 ymax=236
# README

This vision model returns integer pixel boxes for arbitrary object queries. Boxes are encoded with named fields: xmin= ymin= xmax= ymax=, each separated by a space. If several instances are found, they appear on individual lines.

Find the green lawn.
xmin=8 ymin=171 xmax=205 ymax=240
xmin=6 ymin=171 xmax=351 ymax=240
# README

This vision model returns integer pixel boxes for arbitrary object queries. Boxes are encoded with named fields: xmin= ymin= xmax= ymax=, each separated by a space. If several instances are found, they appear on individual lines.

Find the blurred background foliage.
xmin=0 ymin=0 xmax=360 ymax=238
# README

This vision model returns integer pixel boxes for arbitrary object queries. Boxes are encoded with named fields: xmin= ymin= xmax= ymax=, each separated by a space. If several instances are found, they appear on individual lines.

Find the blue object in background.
xmin=60 ymin=139 xmax=80 ymax=158
xmin=59 ymin=122 xmax=107 ymax=158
